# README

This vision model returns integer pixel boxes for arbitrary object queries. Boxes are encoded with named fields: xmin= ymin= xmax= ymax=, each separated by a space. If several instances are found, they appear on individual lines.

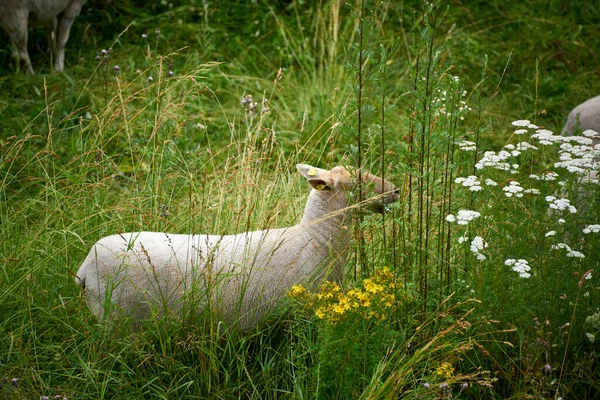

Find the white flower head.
xmin=503 ymin=181 xmax=524 ymax=197
xmin=485 ymin=178 xmax=498 ymax=186
xmin=446 ymin=214 xmax=456 ymax=223
xmin=546 ymin=196 xmax=577 ymax=213
xmin=455 ymin=175 xmax=483 ymax=191
xmin=458 ymin=140 xmax=477 ymax=151
xmin=511 ymin=120 xmax=531 ymax=127
xmin=545 ymin=230 xmax=556 ymax=237
xmin=583 ymin=225 xmax=600 ymax=234
xmin=505 ymin=258 xmax=531 ymax=278
xmin=456 ymin=209 xmax=481 ymax=225
xmin=470 ymin=236 xmax=488 ymax=260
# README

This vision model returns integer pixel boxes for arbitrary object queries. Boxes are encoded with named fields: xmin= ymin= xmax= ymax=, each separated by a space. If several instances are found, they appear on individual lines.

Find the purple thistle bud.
xmin=543 ymin=364 xmax=552 ymax=374
xmin=168 ymin=71 xmax=173 ymax=77
xmin=142 ymin=33 xmax=148 ymax=39
xmin=95 ymin=54 xmax=101 ymax=62
xmin=55 ymin=396 xmax=62 ymax=399
xmin=41 ymin=397 xmax=49 ymax=400
xmin=459 ymin=382 xmax=469 ymax=393
xmin=440 ymin=382 xmax=449 ymax=389
xmin=11 ymin=378 xmax=18 ymax=387
xmin=148 ymin=76 xmax=153 ymax=82
xmin=101 ymin=49 xmax=107 ymax=56
xmin=423 ymin=383 xmax=430 ymax=389
xmin=113 ymin=65 xmax=120 ymax=73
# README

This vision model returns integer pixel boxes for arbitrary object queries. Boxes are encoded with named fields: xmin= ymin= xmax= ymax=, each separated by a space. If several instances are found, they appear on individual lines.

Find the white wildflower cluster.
xmin=583 ymin=224 xmax=600 ymax=234
xmin=545 ymin=196 xmax=577 ymax=213
xmin=529 ymin=172 xmax=559 ymax=181
xmin=505 ymin=258 xmax=531 ymax=279
xmin=446 ymin=209 xmax=481 ymax=225
xmin=475 ymin=150 xmax=517 ymax=172
xmin=511 ymin=120 xmax=538 ymax=129
xmin=516 ymin=142 xmax=538 ymax=151
xmin=551 ymin=243 xmax=585 ymax=259
xmin=531 ymin=129 xmax=563 ymax=146
xmin=455 ymin=175 xmax=483 ymax=191
xmin=458 ymin=235 xmax=468 ymax=244
xmin=457 ymin=140 xmax=477 ymax=151
xmin=503 ymin=144 xmax=522 ymax=157
xmin=554 ymin=137 xmax=600 ymax=178
xmin=523 ymin=188 xmax=540 ymax=195
xmin=545 ymin=230 xmax=556 ymax=237
xmin=470 ymin=236 xmax=488 ymax=260
xmin=503 ymin=181 xmax=524 ymax=197
xmin=485 ymin=178 xmax=498 ymax=186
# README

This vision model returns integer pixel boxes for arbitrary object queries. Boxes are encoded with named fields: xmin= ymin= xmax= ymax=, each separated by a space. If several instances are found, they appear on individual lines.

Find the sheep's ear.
xmin=307 ymin=178 xmax=332 ymax=191
xmin=296 ymin=164 xmax=328 ymax=179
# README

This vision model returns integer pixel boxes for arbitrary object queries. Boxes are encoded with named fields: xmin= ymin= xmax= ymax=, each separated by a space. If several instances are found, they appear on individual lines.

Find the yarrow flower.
xmin=457 ymin=140 xmax=477 ymax=151
xmin=475 ymin=151 xmax=512 ymax=171
xmin=523 ymin=188 xmax=540 ymax=195
xmin=545 ymin=230 xmax=556 ymax=237
xmin=511 ymin=119 xmax=531 ymax=127
xmin=485 ymin=178 xmax=498 ymax=186
xmin=446 ymin=210 xmax=481 ymax=225
xmin=455 ymin=175 xmax=483 ymax=191
xmin=470 ymin=236 xmax=488 ymax=260
xmin=530 ymin=171 xmax=559 ymax=181
xmin=503 ymin=181 xmax=524 ymax=197
xmin=583 ymin=225 xmax=600 ymax=234
xmin=551 ymin=243 xmax=585 ymax=258
xmin=545 ymin=196 xmax=577 ymax=213
xmin=505 ymin=258 xmax=531 ymax=278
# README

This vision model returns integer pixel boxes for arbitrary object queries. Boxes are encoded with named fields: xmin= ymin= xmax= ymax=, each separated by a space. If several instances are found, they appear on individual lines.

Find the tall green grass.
xmin=1 ymin=0 xmax=599 ymax=398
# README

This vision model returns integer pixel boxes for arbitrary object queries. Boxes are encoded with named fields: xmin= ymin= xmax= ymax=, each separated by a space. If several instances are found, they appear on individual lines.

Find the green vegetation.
xmin=1 ymin=0 xmax=599 ymax=398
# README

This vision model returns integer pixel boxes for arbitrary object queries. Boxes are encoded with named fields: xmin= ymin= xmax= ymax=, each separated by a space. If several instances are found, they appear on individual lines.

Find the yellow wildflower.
xmin=288 ymin=284 xmax=306 ymax=297
xmin=315 ymin=307 xmax=326 ymax=319
xmin=436 ymin=362 xmax=455 ymax=378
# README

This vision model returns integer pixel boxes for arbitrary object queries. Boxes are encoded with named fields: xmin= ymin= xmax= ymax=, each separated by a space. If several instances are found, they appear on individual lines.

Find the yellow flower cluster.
xmin=436 ymin=362 xmax=455 ymax=378
xmin=288 ymin=267 xmax=401 ymax=325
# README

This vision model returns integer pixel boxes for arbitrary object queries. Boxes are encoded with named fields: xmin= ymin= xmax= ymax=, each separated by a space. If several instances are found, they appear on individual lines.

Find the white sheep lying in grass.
xmin=0 ymin=0 xmax=99 ymax=73
xmin=75 ymin=164 xmax=399 ymax=330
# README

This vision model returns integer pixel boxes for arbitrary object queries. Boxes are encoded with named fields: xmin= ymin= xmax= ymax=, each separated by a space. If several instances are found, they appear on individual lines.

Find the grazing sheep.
xmin=0 ymin=0 xmax=95 ymax=73
xmin=75 ymin=164 xmax=399 ymax=330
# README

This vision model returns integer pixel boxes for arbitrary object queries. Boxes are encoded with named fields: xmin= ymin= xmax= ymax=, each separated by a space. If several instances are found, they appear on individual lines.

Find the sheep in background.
xmin=559 ymin=95 xmax=600 ymax=211
xmin=0 ymin=0 xmax=102 ymax=73
xmin=562 ymin=95 xmax=600 ymax=137
xmin=75 ymin=164 xmax=399 ymax=330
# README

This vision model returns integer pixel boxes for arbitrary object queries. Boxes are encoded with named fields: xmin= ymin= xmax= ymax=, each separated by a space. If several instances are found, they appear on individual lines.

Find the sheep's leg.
xmin=2 ymin=9 xmax=34 ymax=74
xmin=54 ymin=15 xmax=77 ymax=71
xmin=46 ymin=17 xmax=58 ymax=69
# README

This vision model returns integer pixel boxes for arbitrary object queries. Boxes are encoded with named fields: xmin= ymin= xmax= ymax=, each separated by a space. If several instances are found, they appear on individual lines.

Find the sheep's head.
xmin=297 ymin=164 xmax=399 ymax=213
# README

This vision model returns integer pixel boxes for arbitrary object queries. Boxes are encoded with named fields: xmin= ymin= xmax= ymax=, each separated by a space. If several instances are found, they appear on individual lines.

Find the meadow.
xmin=1 ymin=0 xmax=599 ymax=398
